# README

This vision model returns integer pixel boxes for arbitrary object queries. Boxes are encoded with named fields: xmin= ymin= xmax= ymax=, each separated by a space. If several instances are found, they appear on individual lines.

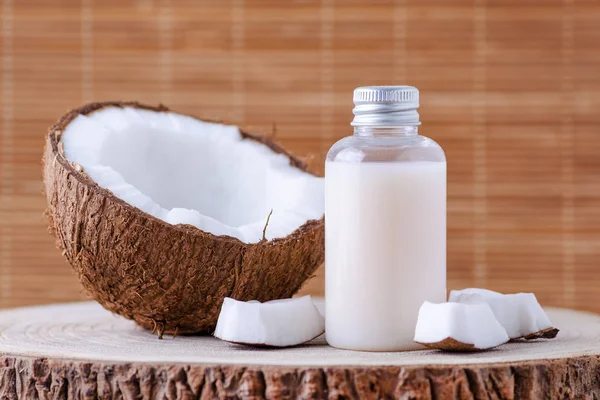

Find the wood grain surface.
xmin=1 ymin=302 xmax=599 ymax=398
xmin=1 ymin=1 xmax=600 ymax=312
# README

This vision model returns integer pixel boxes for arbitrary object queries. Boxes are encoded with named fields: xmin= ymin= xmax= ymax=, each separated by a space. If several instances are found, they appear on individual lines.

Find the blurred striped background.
xmin=1 ymin=0 xmax=599 ymax=312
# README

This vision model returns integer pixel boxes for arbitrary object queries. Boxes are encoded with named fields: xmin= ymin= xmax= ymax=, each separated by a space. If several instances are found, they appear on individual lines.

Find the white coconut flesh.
xmin=214 ymin=296 xmax=325 ymax=347
xmin=449 ymin=288 xmax=556 ymax=339
xmin=60 ymin=106 xmax=324 ymax=243
xmin=414 ymin=297 xmax=510 ymax=351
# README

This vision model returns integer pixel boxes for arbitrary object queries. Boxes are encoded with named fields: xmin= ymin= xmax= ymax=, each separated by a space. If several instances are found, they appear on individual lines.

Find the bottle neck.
xmin=353 ymin=126 xmax=419 ymax=137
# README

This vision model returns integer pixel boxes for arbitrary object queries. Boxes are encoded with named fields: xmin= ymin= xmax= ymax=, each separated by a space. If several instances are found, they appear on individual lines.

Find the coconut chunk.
xmin=414 ymin=297 xmax=510 ymax=351
xmin=214 ymin=296 xmax=325 ymax=347
xmin=60 ymin=107 xmax=324 ymax=243
xmin=449 ymin=288 xmax=558 ymax=340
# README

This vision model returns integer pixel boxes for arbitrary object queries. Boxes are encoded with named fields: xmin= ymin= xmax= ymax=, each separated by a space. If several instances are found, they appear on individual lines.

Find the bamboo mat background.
xmin=1 ymin=0 xmax=599 ymax=312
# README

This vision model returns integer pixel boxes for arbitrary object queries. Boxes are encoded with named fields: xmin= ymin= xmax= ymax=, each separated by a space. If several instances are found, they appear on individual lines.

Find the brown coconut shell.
xmin=417 ymin=338 xmax=478 ymax=352
xmin=416 ymin=337 xmax=505 ymax=352
xmin=42 ymin=101 xmax=325 ymax=336
xmin=523 ymin=327 xmax=560 ymax=340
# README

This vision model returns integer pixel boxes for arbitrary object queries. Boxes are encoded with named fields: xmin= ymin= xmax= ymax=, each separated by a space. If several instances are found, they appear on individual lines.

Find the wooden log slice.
xmin=1 ymin=302 xmax=599 ymax=399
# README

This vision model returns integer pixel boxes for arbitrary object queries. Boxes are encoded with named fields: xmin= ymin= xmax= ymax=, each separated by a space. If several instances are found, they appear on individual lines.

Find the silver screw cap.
xmin=351 ymin=86 xmax=421 ymax=127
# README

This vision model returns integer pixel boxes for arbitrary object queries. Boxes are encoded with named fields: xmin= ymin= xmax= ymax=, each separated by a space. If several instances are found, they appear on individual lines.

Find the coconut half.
xmin=414 ymin=298 xmax=510 ymax=351
xmin=43 ymin=102 xmax=325 ymax=335
xmin=449 ymin=288 xmax=559 ymax=340
xmin=214 ymin=296 xmax=325 ymax=347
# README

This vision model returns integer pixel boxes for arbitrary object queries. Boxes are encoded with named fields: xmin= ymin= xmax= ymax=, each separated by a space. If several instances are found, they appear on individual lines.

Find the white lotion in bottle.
xmin=325 ymin=86 xmax=446 ymax=351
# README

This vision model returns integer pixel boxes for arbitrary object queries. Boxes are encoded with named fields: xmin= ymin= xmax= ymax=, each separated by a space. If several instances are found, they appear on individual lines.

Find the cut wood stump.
xmin=1 ymin=302 xmax=599 ymax=399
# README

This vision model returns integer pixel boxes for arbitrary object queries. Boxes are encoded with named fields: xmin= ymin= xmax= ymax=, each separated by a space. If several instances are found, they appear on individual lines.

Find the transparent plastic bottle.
xmin=325 ymin=86 xmax=446 ymax=351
